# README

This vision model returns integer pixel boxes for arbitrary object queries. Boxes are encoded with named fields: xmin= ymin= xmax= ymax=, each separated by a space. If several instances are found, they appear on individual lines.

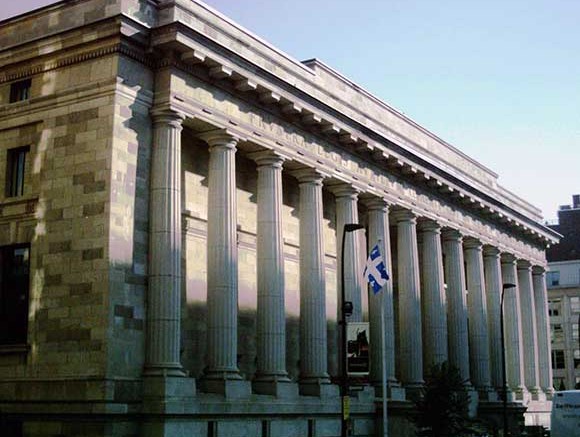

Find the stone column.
xmin=501 ymin=253 xmax=526 ymax=399
xmin=532 ymin=266 xmax=554 ymax=399
xmin=250 ymin=151 xmax=295 ymax=397
xmin=392 ymin=209 xmax=423 ymax=393
xmin=418 ymin=219 xmax=448 ymax=370
xmin=331 ymin=184 xmax=364 ymax=323
xmin=145 ymin=109 xmax=185 ymax=377
xmin=294 ymin=169 xmax=333 ymax=396
xmin=442 ymin=229 xmax=471 ymax=386
xmin=483 ymin=246 xmax=503 ymax=392
xmin=365 ymin=197 xmax=401 ymax=396
xmin=518 ymin=260 xmax=541 ymax=398
xmin=200 ymin=131 xmax=249 ymax=397
xmin=464 ymin=238 xmax=493 ymax=398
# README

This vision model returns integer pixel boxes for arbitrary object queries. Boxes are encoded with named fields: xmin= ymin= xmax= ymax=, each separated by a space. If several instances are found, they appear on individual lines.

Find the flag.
xmin=363 ymin=244 xmax=389 ymax=294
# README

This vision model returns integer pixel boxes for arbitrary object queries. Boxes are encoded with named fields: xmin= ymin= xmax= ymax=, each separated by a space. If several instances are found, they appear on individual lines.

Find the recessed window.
xmin=571 ymin=297 xmax=580 ymax=313
xmin=9 ymin=79 xmax=31 ymax=103
xmin=547 ymin=271 xmax=560 ymax=286
xmin=552 ymin=350 xmax=565 ymax=369
xmin=5 ymin=146 xmax=29 ymax=197
xmin=0 ymin=244 xmax=31 ymax=346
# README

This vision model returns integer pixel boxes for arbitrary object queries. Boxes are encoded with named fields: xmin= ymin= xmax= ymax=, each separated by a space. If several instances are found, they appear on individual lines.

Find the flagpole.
xmin=379 ymin=239 xmax=388 ymax=437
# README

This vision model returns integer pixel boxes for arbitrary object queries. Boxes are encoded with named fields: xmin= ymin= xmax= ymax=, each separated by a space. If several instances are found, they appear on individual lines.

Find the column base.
xmin=142 ymin=375 xmax=196 ymax=414
xmin=543 ymin=387 xmax=555 ymax=400
xmin=477 ymin=386 xmax=498 ymax=402
xmin=252 ymin=379 xmax=299 ymax=398
xmin=299 ymin=380 xmax=339 ymax=397
xmin=199 ymin=377 xmax=251 ymax=399
xmin=143 ymin=364 xmax=187 ymax=378
xmin=350 ymin=385 xmax=375 ymax=401
xmin=527 ymin=385 xmax=544 ymax=401
xmin=373 ymin=381 xmax=406 ymax=401
xmin=403 ymin=381 xmax=424 ymax=401
xmin=467 ymin=388 xmax=479 ymax=418
xmin=513 ymin=385 xmax=529 ymax=402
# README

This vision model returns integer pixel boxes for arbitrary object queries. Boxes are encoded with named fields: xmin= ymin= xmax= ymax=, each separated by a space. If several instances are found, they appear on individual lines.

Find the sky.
xmin=2 ymin=0 xmax=578 ymax=221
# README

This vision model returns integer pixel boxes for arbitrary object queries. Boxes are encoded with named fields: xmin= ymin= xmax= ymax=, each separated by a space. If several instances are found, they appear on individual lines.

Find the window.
xmin=552 ymin=350 xmax=565 ymax=369
xmin=9 ymin=78 xmax=31 ymax=103
xmin=5 ymin=146 xmax=29 ymax=197
xmin=574 ymin=349 xmax=580 ymax=369
xmin=547 ymin=271 xmax=560 ymax=286
xmin=552 ymin=324 xmax=564 ymax=343
xmin=549 ymin=299 xmax=561 ymax=317
xmin=571 ymin=297 xmax=580 ymax=313
xmin=574 ymin=323 xmax=579 ymax=340
xmin=0 ymin=244 xmax=31 ymax=346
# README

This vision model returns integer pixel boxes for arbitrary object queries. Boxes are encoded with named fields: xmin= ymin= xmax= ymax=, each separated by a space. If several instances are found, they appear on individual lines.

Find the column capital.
xmin=390 ymin=207 xmax=416 ymax=223
xmin=418 ymin=218 xmax=442 ymax=233
xmin=532 ymin=265 xmax=546 ymax=275
xmin=463 ymin=237 xmax=483 ymax=250
xmin=360 ymin=195 xmax=389 ymax=212
xmin=291 ymin=167 xmax=326 ymax=184
xmin=199 ymin=129 xmax=239 ymax=150
xmin=247 ymin=150 xmax=286 ymax=168
xmin=151 ymin=108 xmax=185 ymax=128
xmin=500 ymin=252 xmax=517 ymax=264
xmin=441 ymin=228 xmax=463 ymax=242
xmin=517 ymin=259 xmax=532 ymax=270
xmin=483 ymin=245 xmax=501 ymax=257
xmin=326 ymin=181 xmax=359 ymax=199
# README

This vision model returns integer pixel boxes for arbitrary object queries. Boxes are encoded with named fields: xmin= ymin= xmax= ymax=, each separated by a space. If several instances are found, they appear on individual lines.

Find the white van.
xmin=551 ymin=390 xmax=580 ymax=437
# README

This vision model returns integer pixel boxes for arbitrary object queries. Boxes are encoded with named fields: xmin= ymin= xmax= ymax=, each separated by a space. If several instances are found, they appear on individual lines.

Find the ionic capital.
xmin=418 ymin=218 xmax=442 ymax=234
xmin=463 ymin=237 xmax=483 ymax=250
xmin=500 ymin=252 xmax=517 ymax=265
xmin=291 ymin=167 xmax=326 ymax=185
xmin=360 ymin=195 xmax=389 ymax=212
xmin=326 ymin=181 xmax=360 ymax=200
xmin=532 ymin=265 xmax=546 ymax=276
xmin=441 ymin=228 xmax=463 ymax=243
xmin=390 ymin=207 xmax=417 ymax=224
xmin=517 ymin=259 xmax=532 ymax=271
xmin=482 ymin=245 xmax=501 ymax=258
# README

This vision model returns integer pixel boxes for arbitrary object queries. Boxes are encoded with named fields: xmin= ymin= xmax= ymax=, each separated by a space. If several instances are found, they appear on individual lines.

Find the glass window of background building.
xmin=547 ymin=271 xmax=560 ymax=286
xmin=552 ymin=350 xmax=565 ymax=369
xmin=549 ymin=299 xmax=562 ymax=317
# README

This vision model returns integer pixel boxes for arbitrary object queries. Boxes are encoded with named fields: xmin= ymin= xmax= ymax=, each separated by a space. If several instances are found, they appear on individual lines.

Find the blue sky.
xmin=3 ymin=0 xmax=578 ymax=220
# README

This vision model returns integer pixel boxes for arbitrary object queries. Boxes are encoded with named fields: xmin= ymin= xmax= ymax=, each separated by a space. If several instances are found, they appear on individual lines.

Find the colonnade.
xmin=144 ymin=112 xmax=553 ymax=401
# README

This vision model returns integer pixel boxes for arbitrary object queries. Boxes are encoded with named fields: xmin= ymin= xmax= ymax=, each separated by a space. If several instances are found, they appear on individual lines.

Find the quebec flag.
xmin=363 ymin=244 xmax=389 ymax=294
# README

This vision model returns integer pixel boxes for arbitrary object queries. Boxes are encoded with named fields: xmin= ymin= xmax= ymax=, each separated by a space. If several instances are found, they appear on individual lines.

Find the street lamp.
xmin=500 ymin=282 xmax=516 ymax=437
xmin=340 ymin=223 xmax=365 ymax=437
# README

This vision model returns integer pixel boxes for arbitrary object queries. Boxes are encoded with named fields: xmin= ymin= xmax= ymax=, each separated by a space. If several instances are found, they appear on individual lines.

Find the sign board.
xmin=347 ymin=322 xmax=370 ymax=376
xmin=551 ymin=390 xmax=580 ymax=437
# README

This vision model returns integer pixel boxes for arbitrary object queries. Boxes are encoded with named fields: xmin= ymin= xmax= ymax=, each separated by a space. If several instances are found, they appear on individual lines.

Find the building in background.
xmin=547 ymin=195 xmax=580 ymax=390
xmin=0 ymin=1 xmax=559 ymax=436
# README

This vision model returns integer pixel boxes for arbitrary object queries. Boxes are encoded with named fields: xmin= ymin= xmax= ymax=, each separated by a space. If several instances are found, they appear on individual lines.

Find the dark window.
xmin=0 ymin=244 xmax=31 ymax=345
xmin=9 ymin=79 xmax=31 ymax=103
xmin=552 ymin=350 xmax=565 ymax=369
xmin=547 ymin=271 xmax=560 ymax=286
xmin=5 ymin=146 xmax=29 ymax=197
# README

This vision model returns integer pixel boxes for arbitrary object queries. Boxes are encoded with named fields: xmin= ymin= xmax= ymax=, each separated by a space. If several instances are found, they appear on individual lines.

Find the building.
xmin=547 ymin=195 xmax=580 ymax=391
xmin=0 ymin=1 xmax=560 ymax=436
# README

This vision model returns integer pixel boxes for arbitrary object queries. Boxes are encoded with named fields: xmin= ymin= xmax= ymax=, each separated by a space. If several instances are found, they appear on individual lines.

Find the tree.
xmin=412 ymin=362 xmax=485 ymax=437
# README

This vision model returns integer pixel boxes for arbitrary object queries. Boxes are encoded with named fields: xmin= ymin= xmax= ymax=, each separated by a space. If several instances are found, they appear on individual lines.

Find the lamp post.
xmin=340 ymin=223 xmax=364 ymax=437
xmin=500 ymin=282 xmax=516 ymax=437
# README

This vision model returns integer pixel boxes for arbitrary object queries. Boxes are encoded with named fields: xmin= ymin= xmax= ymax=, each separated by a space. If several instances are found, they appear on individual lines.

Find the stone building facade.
xmin=0 ymin=1 xmax=559 ymax=436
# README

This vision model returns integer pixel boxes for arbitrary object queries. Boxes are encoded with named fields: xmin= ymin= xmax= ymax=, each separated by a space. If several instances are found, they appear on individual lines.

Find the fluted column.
xmin=518 ymin=260 xmax=541 ymax=398
xmin=250 ymin=151 xmax=290 ymax=389
xmin=145 ymin=109 xmax=185 ymax=377
xmin=418 ymin=219 xmax=448 ymax=370
xmin=483 ymin=246 xmax=503 ymax=391
xmin=532 ymin=266 xmax=554 ymax=398
xmin=501 ymin=253 xmax=526 ymax=398
xmin=294 ymin=169 xmax=331 ymax=391
xmin=464 ymin=238 xmax=493 ymax=396
xmin=331 ymin=184 xmax=364 ymax=323
xmin=442 ymin=229 xmax=471 ymax=385
xmin=202 ymin=131 xmax=242 ymax=382
xmin=392 ymin=209 xmax=423 ymax=391
xmin=365 ymin=197 xmax=399 ymax=390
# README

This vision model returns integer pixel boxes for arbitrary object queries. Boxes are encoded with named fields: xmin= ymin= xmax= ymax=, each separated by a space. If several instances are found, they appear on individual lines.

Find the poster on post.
xmin=347 ymin=322 xmax=370 ymax=376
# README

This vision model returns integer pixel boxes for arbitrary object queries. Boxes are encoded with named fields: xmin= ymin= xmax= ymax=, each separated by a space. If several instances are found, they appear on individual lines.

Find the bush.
xmin=413 ymin=362 xmax=487 ymax=437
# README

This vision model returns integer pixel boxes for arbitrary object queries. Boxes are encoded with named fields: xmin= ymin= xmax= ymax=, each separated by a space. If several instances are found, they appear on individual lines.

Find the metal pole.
xmin=501 ymin=288 xmax=508 ymax=437
xmin=341 ymin=225 xmax=348 ymax=437
xmin=381 ymin=295 xmax=388 ymax=437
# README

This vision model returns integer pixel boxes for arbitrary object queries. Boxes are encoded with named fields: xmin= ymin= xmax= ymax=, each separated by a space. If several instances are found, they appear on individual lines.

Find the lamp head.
xmin=343 ymin=301 xmax=353 ymax=317
xmin=502 ymin=283 xmax=516 ymax=290
xmin=344 ymin=223 xmax=364 ymax=233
